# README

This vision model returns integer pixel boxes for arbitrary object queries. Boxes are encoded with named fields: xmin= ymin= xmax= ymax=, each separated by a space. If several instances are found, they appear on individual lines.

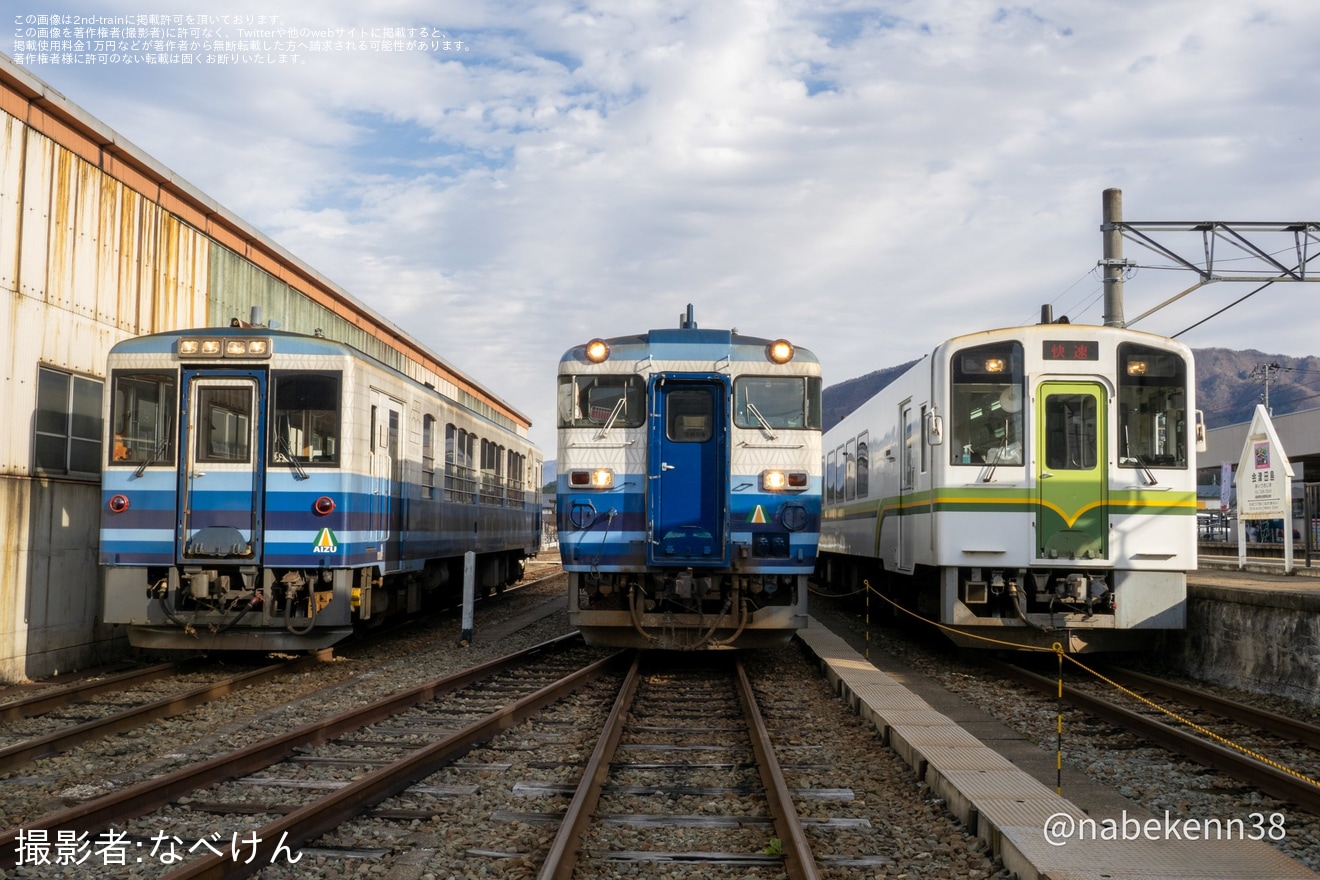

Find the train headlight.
xmin=984 ymin=357 xmax=1006 ymax=373
xmin=761 ymin=469 xmax=807 ymax=491
xmin=766 ymin=339 xmax=795 ymax=364
xmin=313 ymin=496 xmax=336 ymax=515
xmin=585 ymin=339 xmax=610 ymax=363
xmin=225 ymin=338 xmax=272 ymax=358
xmin=569 ymin=468 xmax=614 ymax=489
xmin=178 ymin=337 xmax=224 ymax=357
xmin=1126 ymin=359 xmax=1148 ymax=376
xmin=177 ymin=337 xmax=271 ymax=359
xmin=108 ymin=494 xmax=130 ymax=513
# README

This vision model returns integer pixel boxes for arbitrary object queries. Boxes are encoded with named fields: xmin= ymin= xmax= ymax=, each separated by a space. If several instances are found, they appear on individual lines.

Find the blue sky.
xmin=14 ymin=1 xmax=1320 ymax=455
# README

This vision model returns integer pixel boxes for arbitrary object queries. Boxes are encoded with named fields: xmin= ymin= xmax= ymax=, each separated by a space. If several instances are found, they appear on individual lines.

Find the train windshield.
xmin=1117 ymin=344 xmax=1188 ymax=469
xmin=109 ymin=370 xmax=177 ymax=466
xmin=733 ymin=376 xmax=822 ymax=430
xmin=557 ymin=375 xmax=646 ymax=429
xmin=271 ymin=372 xmax=341 ymax=465
xmin=950 ymin=342 xmax=1024 ymax=466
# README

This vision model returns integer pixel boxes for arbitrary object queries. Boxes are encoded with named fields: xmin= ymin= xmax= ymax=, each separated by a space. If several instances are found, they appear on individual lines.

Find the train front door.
xmin=179 ymin=371 xmax=266 ymax=563
xmin=1035 ymin=381 xmax=1108 ymax=560
xmin=370 ymin=390 xmax=404 ymax=569
xmin=647 ymin=376 xmax=730 ymax=567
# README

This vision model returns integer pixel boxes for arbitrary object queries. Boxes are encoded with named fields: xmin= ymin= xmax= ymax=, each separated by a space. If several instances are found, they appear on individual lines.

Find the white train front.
xmin=556 ymin=307 xmax=822 ymax=649
xmin=819 ymin=317 xmax=1206 ymax=652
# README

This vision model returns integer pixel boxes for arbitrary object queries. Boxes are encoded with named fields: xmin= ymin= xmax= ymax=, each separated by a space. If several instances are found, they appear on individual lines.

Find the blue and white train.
xmin=557 ymin=306 xmax=821 ymax=649
xmin=100 ymin=324 xmax=542 ymax=651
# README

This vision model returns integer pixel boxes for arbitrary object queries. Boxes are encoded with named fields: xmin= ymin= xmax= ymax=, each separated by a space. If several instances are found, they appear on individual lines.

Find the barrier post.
xmin=461 ymin=551 xmax=476 ymax=645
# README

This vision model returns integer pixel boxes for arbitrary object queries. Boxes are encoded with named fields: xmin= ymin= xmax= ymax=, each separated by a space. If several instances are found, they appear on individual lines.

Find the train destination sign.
xmin=1042 ymin=340 xmax=1099 ymax=361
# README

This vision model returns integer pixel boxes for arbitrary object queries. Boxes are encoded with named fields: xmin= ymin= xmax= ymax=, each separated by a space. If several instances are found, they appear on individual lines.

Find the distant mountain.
xmin=822 ymin=348 xmax=1320 ymax=431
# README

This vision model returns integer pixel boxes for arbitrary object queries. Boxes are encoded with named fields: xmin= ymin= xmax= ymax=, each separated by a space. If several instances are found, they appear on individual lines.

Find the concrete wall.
xmin=1165 ymin=579 xmax=1320 ymax=708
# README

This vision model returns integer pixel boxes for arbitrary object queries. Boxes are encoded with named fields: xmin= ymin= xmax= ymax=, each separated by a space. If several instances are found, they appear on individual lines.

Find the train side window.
xmin=834 ymin=444 xmax=847 ymax=501
xmin=950 ymin=342 xmax=1024 ymax=466
xmin=919 ymin=405 xmax=928 ymax=474
xmin=36 ymin=365 xmax=104 ymax=477
xmin=856 ymin=433 xmax=869 ymax=498
xmin=902 ymin=403 xmax=916 ymax=490
xmin=271 ymin=372 xmax=340 ymax=465
xmin=825 ymin=449 xmax=837 ymax=505
xmin=1117 ymin=344 xmax=1188 ymax=469
xmin=422 ymin=415 xmax=435 ymax=499
xmin=108 ymin=370 xmax=175 ymax=468
xmin=845 ymin=438 xmax=857 ymax=501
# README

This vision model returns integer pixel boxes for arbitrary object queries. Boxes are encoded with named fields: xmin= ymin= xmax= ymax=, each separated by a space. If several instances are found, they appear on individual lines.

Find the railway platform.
xmin=1176 ymin=561 xmax=1320 ymax=708
xmin=797 ymin=619 xmax=1320 ymax=880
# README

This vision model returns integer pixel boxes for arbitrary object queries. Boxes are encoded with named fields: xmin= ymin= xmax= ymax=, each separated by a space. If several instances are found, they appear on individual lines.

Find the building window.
xmin=36 ymin=366 xmax=103 ymax=477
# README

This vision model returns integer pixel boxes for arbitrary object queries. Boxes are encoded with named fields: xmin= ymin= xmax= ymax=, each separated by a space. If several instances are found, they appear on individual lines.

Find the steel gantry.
xmin=1098 ymin=188 xmax=1320 ymax=330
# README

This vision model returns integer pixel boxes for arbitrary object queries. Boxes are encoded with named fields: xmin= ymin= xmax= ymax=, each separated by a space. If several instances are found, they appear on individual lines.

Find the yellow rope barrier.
xmin=857 ymin=579 xmax=1320 ymax=794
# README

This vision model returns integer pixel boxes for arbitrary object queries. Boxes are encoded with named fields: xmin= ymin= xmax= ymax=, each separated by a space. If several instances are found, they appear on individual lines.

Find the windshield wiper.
xmin=133 ymin=436 xmax=171 ymax=478
xmin=746 ymin=402 xmax=779 ymax=440
xmin=1123 ymin=425 xmax=1158 ymax=485
xmin=595 ymin=397 xmax=627 ymax=440
xmin=274 ymin=434 xmax=309 ymax=480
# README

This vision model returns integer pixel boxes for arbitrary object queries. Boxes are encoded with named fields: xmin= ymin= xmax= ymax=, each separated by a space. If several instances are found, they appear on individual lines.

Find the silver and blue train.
xmin=819 ymin=313 xmax=1206 ymax=652
xmin=557 ymin=306 xmax=822 ymax=649
xmin=100 ymin=324 xmax=542 ymax=651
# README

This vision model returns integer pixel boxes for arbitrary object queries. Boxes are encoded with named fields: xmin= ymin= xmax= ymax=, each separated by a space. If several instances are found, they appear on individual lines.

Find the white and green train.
xmin=819 ymin=315 xmax=1206 ymax=652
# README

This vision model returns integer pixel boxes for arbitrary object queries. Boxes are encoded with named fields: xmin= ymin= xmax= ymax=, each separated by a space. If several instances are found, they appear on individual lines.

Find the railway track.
xmin=539 ymin=653 xmax=843 ymax=878
xmin=0 ymin=634 xmax=618 ymax=875
xmin=990 ymin=659 xmax=1320 ymax=815
xmin=0 ymin=566 xmax=565 ymax=779
xmin=0 ymin=657 xmax=322 ymax=774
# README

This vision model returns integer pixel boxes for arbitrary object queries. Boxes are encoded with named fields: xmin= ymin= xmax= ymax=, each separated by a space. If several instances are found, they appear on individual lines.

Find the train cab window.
xmin=666 ymin=388 xmax=713 ymax=442
xmin=558 ymin=375 xmax=646 ymax=429
xmin=271 ymin=372 xmax=341 ymax=466
xmin=950 ymin=342 xmax=1024 ymax=466
xmin=108 ymin=370 xmax=176 ymax=467
xmin=733 ymin=376 xmax=822 ymax=430
xmin=1118 ymin=344 xmax=1188 ymax=469
xmin=197 ymin=386 xmax=253 ymax=463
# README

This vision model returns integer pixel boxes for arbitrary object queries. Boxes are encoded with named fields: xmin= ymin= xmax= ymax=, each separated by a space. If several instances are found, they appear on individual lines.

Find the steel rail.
xmin=735 ymin=658 xmax=823 ymax=880
xmin=990 ymin=661 xmax=1320 ymax=816
xmin=0 ymin=655 xmax=324 ymax=773
xmin=0 ymin=632 xmax=584 ymax=868
xmin=536 ymin=651 xmax=642 ymax=880
xmin=161 ymin=645 xmax=631 ymax=880
xmin=1097 ymin=666 xmax=1320 ymax=750
xmin=0 ymin=662 xmax=181 ymax=722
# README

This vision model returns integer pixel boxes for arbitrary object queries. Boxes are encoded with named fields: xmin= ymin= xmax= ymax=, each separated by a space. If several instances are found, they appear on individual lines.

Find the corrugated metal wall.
xmin=207 ymin=249 xmax=521 ymax=434
xmin=0 ymin=110 xmax=211 ymax=680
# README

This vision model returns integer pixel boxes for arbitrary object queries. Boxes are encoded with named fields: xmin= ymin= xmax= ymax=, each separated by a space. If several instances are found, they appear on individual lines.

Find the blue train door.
xmin=370 ymin=390 xmax=404 ymax=569
xmin=178 ymin=371 xmax=266 ymax=562
xmin=647 ymin=376 xmax=730 ymax=566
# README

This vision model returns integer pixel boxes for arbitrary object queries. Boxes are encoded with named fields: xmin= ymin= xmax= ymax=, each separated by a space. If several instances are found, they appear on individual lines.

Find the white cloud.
xmin=21 ymin=0 xmax=1320 ymax=453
